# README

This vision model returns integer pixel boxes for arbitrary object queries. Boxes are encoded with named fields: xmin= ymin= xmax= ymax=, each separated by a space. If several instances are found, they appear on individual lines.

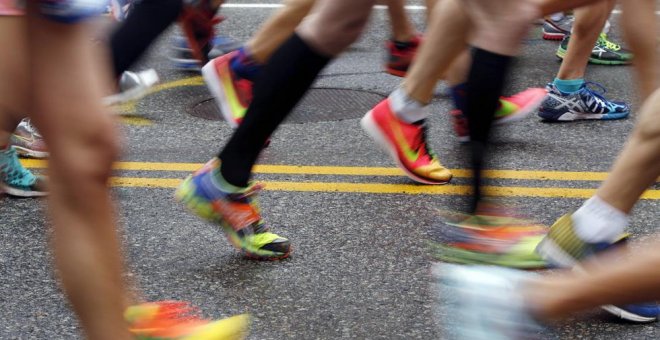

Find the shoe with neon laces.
xmin=175 ymin=158 xmax=291 ymax=260
xmin=0 ymin=146 xmax=48 ymax=197
xmin=429 ymin=203 xmax=548 ymax=269
xmin=201 ymin=51 xmax=253 ymax=127
xmin=450 ymin=88 xmax=548 ymax=142
xmin=536 ymin=214 xmax=659 ymax=322
xmin=361 ymin=99 xmax=452 ymax=184
xmin=10 ymin=119 xmax=49 ymax=159
xmin=538 ymin=82 xmax=629 ymax=121
xmin=125 ymin=300 xmax=249 ymax=339
xmin=557 ymin=33 xmax=633 ymax=65
xmin=384 ymin=34 xmax=422 ymax=77
xmin=434 ymin=264 xmax=546 ymax=340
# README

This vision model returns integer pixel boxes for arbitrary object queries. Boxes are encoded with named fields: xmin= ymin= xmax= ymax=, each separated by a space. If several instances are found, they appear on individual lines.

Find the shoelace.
xmin=1 ymin=148 xmax=35 ymax=186
xmin=416 ymin=123 xmax=438 ymax=161
xmin=236 ymin=183 xmax=271 ymax=234
xmin=581 ymin=81 xmax=616 ymax=109
xmin=235 ymin=78 xmax=254 ymax=106
xmin=598 ymin=33 xmax=621 ymax=51
xmin=22 ymin=119 xmax=42 ymax=138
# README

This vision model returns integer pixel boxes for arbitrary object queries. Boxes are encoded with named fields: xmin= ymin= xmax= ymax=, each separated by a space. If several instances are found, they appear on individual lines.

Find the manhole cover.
xmin=188 ymin=88 xmax=385 ymax=124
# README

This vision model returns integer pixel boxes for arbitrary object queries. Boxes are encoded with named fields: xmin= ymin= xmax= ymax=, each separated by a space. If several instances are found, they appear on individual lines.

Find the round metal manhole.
xmin=188 ymin=88 xmax=385 ymax=124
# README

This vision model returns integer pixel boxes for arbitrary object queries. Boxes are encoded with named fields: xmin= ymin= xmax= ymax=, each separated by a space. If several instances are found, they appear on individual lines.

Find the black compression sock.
xmin=219 ymin=33 xmax=331 ymax=187
xmin=464 ymin=48 xmax=512 ymax=212
xmin=110 ymin=0 xmax=183 ymax=77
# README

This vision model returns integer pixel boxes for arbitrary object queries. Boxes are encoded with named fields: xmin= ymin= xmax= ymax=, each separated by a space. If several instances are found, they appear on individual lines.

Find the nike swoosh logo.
xmin=388 ymin=119 xmax=420 ymax=162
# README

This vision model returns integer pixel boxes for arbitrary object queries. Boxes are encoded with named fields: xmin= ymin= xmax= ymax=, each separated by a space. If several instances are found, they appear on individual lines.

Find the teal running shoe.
xmin=176 ymin=158 xmax=290 ymax=260
xmin=557 ymin=33 xmax=633 ymax=65
xmin=0 ymin=147 xmax=48 ymax=197
xmin=536 ymin=214 xmax=659 ymax=323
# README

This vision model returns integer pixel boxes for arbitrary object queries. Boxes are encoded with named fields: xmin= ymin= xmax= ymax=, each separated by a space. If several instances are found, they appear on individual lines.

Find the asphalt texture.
xmin=1 ymin=1 xmax=659 ymax=339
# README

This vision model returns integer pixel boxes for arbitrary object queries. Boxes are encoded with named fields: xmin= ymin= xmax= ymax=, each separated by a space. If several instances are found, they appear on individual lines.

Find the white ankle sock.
xmin=572 ymin=195 xmax=628 ymax=243
xmin=388 ymin=88 xmax=429 ymax=123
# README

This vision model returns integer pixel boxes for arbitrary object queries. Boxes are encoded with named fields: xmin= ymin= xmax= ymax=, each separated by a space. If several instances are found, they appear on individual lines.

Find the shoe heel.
xmin=535 ymin=237 xmax=578 ymax=268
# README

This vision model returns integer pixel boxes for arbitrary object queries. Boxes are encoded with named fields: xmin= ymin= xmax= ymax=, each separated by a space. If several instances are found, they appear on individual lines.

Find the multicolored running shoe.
xmin=538 ymin=82 xmax=629 ymax=121
xmin=0 ymin=146 xmax=48 ymax=197
xmin=542 ymin=15 xmax=574 ymax=40
xmin=125 ymin=300 xmax=249 ymax=339
xmin=384 ymin=34 xmax=422 ymax=77
xmin=450 ymin=88 xmax=548 ymax=142
xmin=536 ymin=214 xmax=659 ymax=323
xmin=429 ymin=204 xmax=548 ymax=269
xmin=361 ymin=99 xmax=452 ymax=185
xmin=202 ymin=51 xmax=253 ymax=127
xmin=10 ymin=119 xmax=49 ymax=159
xmin=557 ymin=33 xmax=633 ymax=65
xmin=176 ymin=158 xmax=291 ymax=260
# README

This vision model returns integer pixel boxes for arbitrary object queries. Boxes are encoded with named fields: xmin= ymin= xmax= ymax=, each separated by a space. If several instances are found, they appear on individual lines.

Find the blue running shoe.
xmin=433 ymin=264 xmax=546 ymax=340
xmin=175 ymin=158 xmax=290 ymax=260
xmin=0 ymin=147 xmax=48 ymax=197
xmin=538 ymin=82 xmax=629 ymax=121
xmin=170 ymin=35 xmax=242 ymax=71
xmin=537 ymin=214 xmax=659 ymax=323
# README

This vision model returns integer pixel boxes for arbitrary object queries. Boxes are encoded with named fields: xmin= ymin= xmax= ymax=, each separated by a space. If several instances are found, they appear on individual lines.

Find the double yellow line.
xmin=22 ymin=160 xmax=660 ymax=200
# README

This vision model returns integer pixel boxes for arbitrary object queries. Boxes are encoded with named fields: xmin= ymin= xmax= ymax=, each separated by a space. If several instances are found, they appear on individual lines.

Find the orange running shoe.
xmin=361 ymin=99 xmax=452 ymax=184
xmin=125 ymin=300 xmax=249 ymax=339
xmin=202 ymin=51 xmax=254 ymax=128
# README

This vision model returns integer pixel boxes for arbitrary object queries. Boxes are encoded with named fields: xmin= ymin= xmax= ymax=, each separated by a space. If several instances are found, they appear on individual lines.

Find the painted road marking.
xmin=110 ymin=177 xmax=659 ymax=199
xmin=22 ymin=159 xmax=626 ymax=181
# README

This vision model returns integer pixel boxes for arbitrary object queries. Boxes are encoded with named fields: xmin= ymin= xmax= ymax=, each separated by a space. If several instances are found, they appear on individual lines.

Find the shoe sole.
xmin=543 ymin=32 xmax=565 ymax=40
xmin=12 ymin=145 xmax=49 ymax=159
xmin=538 ymin=110 xmax=629 ymax=121
xmin=361 ymin=110 xmax=451 ymax=185
xmin=385 ymin=67 xmax=407 ymax=78
xmin=494 ymin=92 xmax=548 ymax=126
xmin=0 ymin=183 xmax=48 ymax=197
xmin=537 ymin=238 xmax=657 ymax=323
xmin=201 ymin=60 xmax=239 ymax=128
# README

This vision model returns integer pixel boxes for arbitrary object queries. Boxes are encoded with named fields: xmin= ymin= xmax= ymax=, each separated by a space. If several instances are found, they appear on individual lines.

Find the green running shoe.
xmin=0 ymin=147 xmax=48 ymax=197
xmin=557 ymin=33 xmax=633 ymax=65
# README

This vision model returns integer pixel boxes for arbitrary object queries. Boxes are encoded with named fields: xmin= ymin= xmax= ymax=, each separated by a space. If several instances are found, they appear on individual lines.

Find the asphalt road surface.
xmin=1 ymin=1 xmax=659 ymax=339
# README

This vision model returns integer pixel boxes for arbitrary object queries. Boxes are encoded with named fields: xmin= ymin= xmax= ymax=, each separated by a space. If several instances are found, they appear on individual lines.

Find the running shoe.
xmin=39 ymin=0 xmax=108 ymax=23
xmin=176 ymin=158 xmax=291 ymax=260
xmin=0 ymin=147 xmax=48 ymax=197
xmin=557 ymin=33 xmax=633 ymax=65
xmin=177 ymin=0 xmax=223 ymax=65
xmin=450 ymin=88 xmax=548 ymax=142
xmin=538 ymin=82 xmax=629 ymax=121
xmin=10 ymin=119 xmax=49 ymax=159
xmin=361 ymin=99 xmax=452 ymax=184
xmin=429 ymin=204 xmax=548 ymax=269
xmin=384 ymin=34 xmax=422 ymax=77
xmin=125 ymin=300 xmax=249 ymax=339
xmin=201 ymin=51 xmax=253 ymax=127
xmin=433 ymin=264 xmax=546 ymax=340
xmin=536 ymin=214 xmax=659 ymax=323
xmin=542 ymin=15 xmax=574 ymax=40
xmin=170 ymin=34 xmax=242 ymax=70
xmin=103 ymin=69 xmax=160 ymax=107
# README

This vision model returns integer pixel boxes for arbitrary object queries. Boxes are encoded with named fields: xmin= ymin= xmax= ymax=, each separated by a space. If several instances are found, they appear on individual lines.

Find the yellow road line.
xmin=23 ymin=159 xmax=620 ymax=181
xmin=109 ymin=177 xmax=660 ymax=199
